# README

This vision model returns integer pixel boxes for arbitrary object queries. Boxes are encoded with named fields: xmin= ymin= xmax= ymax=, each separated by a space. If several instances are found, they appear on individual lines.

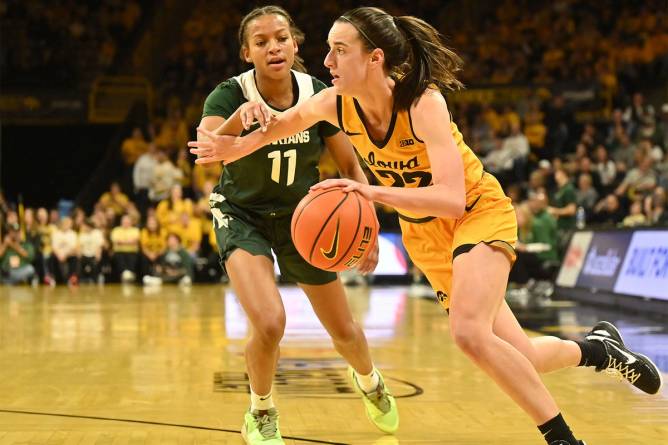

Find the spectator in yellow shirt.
xmin=155 ymin=109 xmax=188 ymax=154
xmin=98 ymin=182 xmax=131 ymax=219
xmin=172 ymin=212 xmax=201 ymax=257
xmin=121 ymin=127 xmax=149 ymax=166
xmin=140 ymin=214 xmax=166 ymax=279
xmin=156 ymin=184 xmax=193 ymax=232
xmin=111 ymin=214 xmax=140 ymax=283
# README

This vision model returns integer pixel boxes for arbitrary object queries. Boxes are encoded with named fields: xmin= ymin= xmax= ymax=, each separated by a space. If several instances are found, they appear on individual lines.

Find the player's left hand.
xmin=310 ymin=178 xmax=375 ymax=202
xmin=188 ymin=127 xmax=244 ymax=165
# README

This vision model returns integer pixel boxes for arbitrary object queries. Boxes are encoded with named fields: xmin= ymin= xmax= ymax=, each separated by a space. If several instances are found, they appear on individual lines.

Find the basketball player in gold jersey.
xmin=190 ymin=7 xmax=662 ymax=445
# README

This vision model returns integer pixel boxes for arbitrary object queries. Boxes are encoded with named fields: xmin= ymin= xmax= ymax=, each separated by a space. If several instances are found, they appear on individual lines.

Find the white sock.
xmin=250 ymin=387 xmax=274 ymax=411
xmin=355 ymin=368 xmax=379 ymax=393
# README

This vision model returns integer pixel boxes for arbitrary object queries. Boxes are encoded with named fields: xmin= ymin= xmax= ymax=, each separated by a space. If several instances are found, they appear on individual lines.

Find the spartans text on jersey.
xmin=271 ymin=130 xmax=310 ymax=145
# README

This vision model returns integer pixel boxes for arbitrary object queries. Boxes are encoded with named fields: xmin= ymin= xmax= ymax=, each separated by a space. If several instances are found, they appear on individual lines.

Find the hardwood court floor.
xmin=0 ymin=284 xmax=666 ymax=445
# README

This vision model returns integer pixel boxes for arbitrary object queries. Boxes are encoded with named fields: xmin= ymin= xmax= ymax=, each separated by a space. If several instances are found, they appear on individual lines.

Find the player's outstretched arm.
xmin=189 ymin=88 xmax=338 ymax=165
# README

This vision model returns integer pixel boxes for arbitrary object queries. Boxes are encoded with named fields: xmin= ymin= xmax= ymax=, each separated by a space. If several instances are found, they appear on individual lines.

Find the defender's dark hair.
xmin=337 ymin=7 xmax=463 ymax=111
xmin=238 ymin=6 xmax=306 ymax=73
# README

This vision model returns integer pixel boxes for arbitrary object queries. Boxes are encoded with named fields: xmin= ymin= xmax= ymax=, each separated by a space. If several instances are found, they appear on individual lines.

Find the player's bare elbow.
xmin=431 ymin=185 xmax=465 ymax=218
xmin=448 ymin=196 xmax=466 ymax=219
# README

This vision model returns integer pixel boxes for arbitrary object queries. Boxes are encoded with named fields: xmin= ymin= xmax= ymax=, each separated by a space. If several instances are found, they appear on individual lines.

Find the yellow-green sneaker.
xmin=241 ymin=408 xmax=284 ymax=444
xmin=348 ymin=366 xmax=399 ymax=434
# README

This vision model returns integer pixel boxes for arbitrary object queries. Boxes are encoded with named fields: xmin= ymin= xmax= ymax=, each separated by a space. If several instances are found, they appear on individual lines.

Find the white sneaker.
xmin=121 ymin=270 xmax=136 ymax=283
xmin=142 ymin=275 xmax=162 ymax=286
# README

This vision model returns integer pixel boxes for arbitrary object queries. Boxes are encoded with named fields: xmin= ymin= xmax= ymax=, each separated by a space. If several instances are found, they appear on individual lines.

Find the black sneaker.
xmin=585 ymin=321 xmax=663 ymax=395
xmin=548 ymin=441 xmax=586 ymax=445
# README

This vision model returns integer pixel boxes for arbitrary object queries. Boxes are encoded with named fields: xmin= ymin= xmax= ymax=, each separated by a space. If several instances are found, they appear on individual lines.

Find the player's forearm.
xmin=342 ymin=164 xmax=369 ymax=185
xmin=213 ymin=109 xmax=244 ymax=136
xmin=242 ymin=107 xmax=314 ymax=154
xmin=369 ymin=184 xmax=465 ymax=219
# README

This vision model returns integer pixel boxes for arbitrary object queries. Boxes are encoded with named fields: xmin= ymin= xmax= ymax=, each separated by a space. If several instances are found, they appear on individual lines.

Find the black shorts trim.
xmin=453 ymin=239 xmax=516 ymax=259
xmin=398 ymin=213 xmax=436 ymax=223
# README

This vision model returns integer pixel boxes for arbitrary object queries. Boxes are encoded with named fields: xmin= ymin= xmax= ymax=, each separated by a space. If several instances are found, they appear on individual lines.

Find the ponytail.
xmin=337 ymin=7 xmax=463 ymax=111
xmin=393 ymin=16 xmax=463 ymax=111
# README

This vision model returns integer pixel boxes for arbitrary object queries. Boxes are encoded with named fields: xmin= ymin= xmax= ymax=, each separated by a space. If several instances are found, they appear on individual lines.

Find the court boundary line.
xmin=0 ymin=408 xmax=350 ymax=445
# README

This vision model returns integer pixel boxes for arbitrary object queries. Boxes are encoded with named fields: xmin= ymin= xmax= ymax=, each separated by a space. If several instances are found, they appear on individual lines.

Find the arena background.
xmin=2 ymin=0 xmax=667 ymax=290
xmin=0 ymin=1 xmax=667 ymax=444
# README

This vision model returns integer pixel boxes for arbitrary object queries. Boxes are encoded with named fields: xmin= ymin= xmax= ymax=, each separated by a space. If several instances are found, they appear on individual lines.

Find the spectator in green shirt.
xmin=528 ymin=190 xmax=559 ymax=262
xmin=509 ymin=191 xmax=559 ymax=284
xmin=549 ymin=168 xmax=578 ymax=253
xmin=0 ymin=223 xmax=36 ymax=284
xmin=142 ymin=233 xmax=193 ymax=286
xmin=549 ymin=168 xmax=578 ymax=232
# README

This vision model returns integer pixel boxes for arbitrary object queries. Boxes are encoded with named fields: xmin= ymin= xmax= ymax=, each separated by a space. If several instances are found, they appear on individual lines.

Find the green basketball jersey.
xmin=202 ymin=69 xmax=339 ymax=217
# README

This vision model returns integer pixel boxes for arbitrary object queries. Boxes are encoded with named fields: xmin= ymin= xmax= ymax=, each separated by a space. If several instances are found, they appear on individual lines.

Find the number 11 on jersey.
xmin=268 ymin=149 xmax=297 ymax=186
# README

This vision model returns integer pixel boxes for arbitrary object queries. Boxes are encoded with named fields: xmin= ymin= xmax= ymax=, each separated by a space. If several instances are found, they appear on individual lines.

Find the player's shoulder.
xmin=211 ymin=76 xmax=244 ymax=94
xmin=410 ymin=88 xmax=450 ymax=122
xmin=413 ymin=87 xmax=447 ymax=110
xmin=205 ymin=76 xmax=244 ymax=103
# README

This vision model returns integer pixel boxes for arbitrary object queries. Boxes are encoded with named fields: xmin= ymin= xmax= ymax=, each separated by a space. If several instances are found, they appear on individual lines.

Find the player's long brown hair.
xmin=238 ymin=5 xmax=307 ymax=73
xmin=337 ymin=7 xmax=463 ymax=111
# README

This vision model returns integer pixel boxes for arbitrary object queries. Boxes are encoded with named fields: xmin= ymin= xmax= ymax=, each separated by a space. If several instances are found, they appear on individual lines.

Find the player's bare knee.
xmin=330 ymin=321 xmax=359 ymax=346
xmin=254 ymin=313 xmax=286 ymax=344
xmin=450 ymin=318 xmax=490 ymax=358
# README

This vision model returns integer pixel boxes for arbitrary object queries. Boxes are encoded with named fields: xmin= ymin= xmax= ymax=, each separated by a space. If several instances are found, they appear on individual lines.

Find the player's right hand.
xmin=239 ymin=101 xmax=273 ymax=132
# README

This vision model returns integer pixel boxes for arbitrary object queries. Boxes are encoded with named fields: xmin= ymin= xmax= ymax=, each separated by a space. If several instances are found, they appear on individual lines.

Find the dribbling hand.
xmin=310 ymin=178 xmax=375 ymax=201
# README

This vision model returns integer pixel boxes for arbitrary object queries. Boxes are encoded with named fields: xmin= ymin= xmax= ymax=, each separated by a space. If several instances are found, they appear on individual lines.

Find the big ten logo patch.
xmin=436 ymin=291 xmax=448 ymax=304
xmin=214 ymin=358 xmax=423 ymax=398
xmin=214 ymin=358 xmax=353 ymax=396
xmin=399 ymin=138 xmax=415 ymax=148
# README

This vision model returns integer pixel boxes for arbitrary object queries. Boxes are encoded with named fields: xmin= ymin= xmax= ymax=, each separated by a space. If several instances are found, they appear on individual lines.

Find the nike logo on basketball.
xmin=321 ymin=219 xmax=341 ymax=260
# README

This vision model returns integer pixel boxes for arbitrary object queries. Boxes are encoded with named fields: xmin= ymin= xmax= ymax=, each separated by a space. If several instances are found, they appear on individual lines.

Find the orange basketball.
xmin=291 ymin=187 xmax=378 ymax=272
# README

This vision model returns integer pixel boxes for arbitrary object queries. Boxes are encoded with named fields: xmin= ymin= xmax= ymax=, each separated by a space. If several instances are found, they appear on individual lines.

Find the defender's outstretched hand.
xmin=188 ymin=127 xmax=242 ymax=165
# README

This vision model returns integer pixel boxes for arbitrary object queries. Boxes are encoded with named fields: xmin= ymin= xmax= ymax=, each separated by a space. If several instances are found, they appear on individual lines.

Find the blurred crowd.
xmin=161 ymin=0 xmax=668 ymax=114
xmin=0 ymin=177 xmax=221 ymax=287
xmin=1 ymin=0 xmax=144 ymax=86
xmin=2 ymin=0 xmax=668 ymax=287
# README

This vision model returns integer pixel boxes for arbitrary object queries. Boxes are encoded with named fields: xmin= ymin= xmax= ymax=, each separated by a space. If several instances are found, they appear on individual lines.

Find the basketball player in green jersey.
xmin=198 ymin=7 xmax=398 ymax=445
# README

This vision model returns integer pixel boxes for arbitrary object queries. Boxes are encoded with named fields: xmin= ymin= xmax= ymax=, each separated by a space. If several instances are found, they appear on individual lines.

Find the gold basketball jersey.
xmin=336 ymin=95 xmax=485 ymax=220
